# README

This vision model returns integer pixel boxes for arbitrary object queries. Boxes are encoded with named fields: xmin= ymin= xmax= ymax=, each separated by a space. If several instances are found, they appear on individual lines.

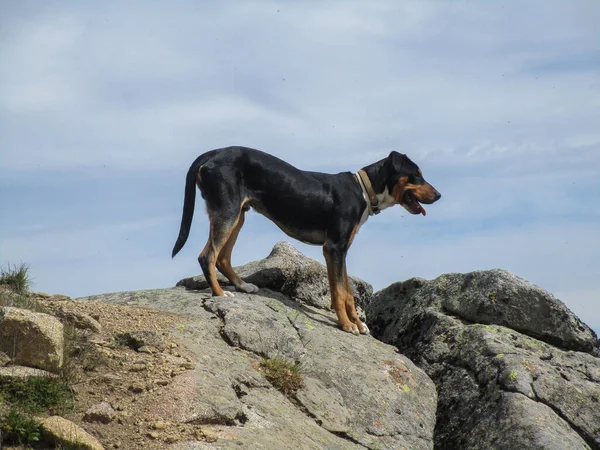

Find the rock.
xmin=367 ymin=270 xmax=600 ymax=450
xmin=55 ymin=307 xmax=102 ymax=333
xmin=0 ymin=306 xmax=64 ymax=372
xmin=183 ymin=367 xmax=245 ymax=425
xmin=203 ymin=429 xmax=218 ymax=443
xmin=0 ymin=365 xmax=57 ymax=380
xmin=84 ymin=401 xmax=116 ymax=424
xmin=129 ymin=362 xmax=148 ymax=372
xmin=129 ymin=382 xmax=146 ymax=393
xmin=152 ymin=421 xmax=168 ymax=430
xmin=379 ymin=270 xmax=597 ymax=354
xmin=40 ymin=415 xmax=104 ymax=450
xmin=0 ymin=350 xmax=10 ymax=366
xmin=296 ymin=377 xmax=350 ymax=432
xmin=177 ymin=241 xmax=373 ymax=310
xmin=116 ymin=330 xmax=166 ymax=351
xmin=81 ymin=287 xmax=437 ymax=449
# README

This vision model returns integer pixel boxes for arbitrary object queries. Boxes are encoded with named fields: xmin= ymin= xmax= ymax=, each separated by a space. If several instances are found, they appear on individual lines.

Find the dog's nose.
xmin=434 ymin=190 xmax=441 ymax=201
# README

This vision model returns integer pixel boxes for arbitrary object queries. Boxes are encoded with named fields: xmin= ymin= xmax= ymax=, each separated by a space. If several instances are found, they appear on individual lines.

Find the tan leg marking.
xmin=324 ymin=248 xmax=358 ymax=335
xmin=216 ymin=212 xmax=245 ymax=287
xmin=199 ymin=217 xmax=239 ymax=297
xmin=344 ymin=269 xmax=368 ymax=334
xmin=215 ymin=211 xmax=259 ymax=293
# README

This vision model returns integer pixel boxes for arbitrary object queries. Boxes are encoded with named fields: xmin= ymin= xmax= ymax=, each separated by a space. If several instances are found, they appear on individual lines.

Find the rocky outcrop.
xmin=0 ymin=365 xmax=57 ymax=380
xmin=177 ymin=241 xmax=373 ymax=310
xmin=40 ymin=415 xmax=105 ymax=450
xmin=82 ymin=242 xmax=437 ymax=450
xmin=0 ymin=306 xmax=64 ymax=373
xmin=367 ymin=269 xmax=600 ymax=450
xmin=54 ymin=306 xmax=102 ymax=333
xmin=83 ymin=286 xmax=438 ymax=449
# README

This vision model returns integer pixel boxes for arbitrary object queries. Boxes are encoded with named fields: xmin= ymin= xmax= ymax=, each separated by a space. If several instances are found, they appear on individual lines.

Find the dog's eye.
xmin=411 ymin=175 xmax=424 ymax=185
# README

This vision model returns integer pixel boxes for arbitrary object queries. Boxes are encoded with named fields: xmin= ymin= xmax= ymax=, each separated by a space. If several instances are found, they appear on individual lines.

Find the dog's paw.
xmin=238 ymin=282 xmax=259 ymax=293
xmin=359 ymin=323 xmax=370 ymax=335
xmin=341 ymin=323 xmax=360 ymax=335
xmin=219 ymin=291 xmax=235 ymax=298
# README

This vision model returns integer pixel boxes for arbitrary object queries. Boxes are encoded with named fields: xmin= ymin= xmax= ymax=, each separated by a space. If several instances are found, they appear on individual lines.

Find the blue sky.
xmin=1 ymin=1 xmax=599 ymax=334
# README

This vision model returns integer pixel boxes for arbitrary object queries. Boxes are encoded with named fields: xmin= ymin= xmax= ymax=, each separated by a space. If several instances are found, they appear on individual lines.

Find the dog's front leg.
xmin=323 ymin=242 xmax=360 ymax=335
xmin=343 ymin=268 xmax=369 ymax=334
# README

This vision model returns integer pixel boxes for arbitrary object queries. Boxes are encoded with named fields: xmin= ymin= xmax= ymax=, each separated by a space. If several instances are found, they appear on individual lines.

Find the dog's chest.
xmin=357 ymin=205 xmax=369 ymax=232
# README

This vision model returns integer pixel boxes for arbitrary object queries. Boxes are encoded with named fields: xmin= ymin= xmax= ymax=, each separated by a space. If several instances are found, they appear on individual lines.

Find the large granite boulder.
xmin=82 ymin=286 xmax=438 ymax=449
xmin=79 ymin=245 xmax=437 ymax=449
xmin=40 ymin=416 xmax=104 ymax=450
xmin=0 ymin=306 xmax=64 ymax=373
xmin=176 ymin=241 xmax=373 ymax=310
xmin=367 ymin=270 xmax=600 ymax=450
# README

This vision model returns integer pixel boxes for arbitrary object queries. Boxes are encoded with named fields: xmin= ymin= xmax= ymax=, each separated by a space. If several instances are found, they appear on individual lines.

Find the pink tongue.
xmin=418 ymin=204 xmax=426 ymax=216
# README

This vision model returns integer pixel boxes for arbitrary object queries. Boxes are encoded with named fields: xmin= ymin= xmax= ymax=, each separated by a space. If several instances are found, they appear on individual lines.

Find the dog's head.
xmin=386 ymin=151 xmax=441 ymax=216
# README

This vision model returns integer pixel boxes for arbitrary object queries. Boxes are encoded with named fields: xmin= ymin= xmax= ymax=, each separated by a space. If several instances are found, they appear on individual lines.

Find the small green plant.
xmin=0 ymin=410 xmax=41 ymax=445
xmin=0 ymin=263 xmax=31 ymax=295
xmin=260 ymin=358 xmax=304 ymax=396
xmin=0 ymin=376 xmax=74 ymax=415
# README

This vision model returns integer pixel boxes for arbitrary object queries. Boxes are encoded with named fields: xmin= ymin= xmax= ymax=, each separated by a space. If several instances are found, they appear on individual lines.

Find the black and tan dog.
xmin=172 ymin=146 xmax=441 ymax=335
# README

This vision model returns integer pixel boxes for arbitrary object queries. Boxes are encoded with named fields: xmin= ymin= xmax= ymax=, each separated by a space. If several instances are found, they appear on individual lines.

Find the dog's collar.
xmin=355 ymin=170 xmax=380 ymax=215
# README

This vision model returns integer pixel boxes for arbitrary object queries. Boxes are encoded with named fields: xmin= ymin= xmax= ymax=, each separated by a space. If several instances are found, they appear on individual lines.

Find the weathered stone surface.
xmin=81 ymin=284 xmax=437 ymax=449
xmin=383 ymin=270 xmax=597 ymax=354
xmin=118 ymin=330 xmax=167 ymax=351
xmin=176 ymin=241 xmax=373 ymax=310
xmin=41 ymin=415 xmax=104 ymax=450
xmin=0 ymin=365 xmax=57 ymax=380
xmin=0 ymin=306 xmax=64 ymax=372
xmin=367 ymin=270 xmax=600 ymax=450
xmin=55 ymin=307 xmax=102 ymax=333
xmin=296 ymin=376 xmax=351 ymax=433
xmin=0 ymin=350 xmax=10 ymax=366
xmin=84 ymin=401 xmax=117 ymax=424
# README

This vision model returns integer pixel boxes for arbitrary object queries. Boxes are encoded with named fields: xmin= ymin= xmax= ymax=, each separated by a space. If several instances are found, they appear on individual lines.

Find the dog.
xmin=172 ymin=146 xmax=441 ymax=335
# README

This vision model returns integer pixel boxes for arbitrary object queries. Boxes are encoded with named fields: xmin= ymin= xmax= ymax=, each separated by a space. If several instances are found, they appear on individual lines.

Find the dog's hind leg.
xmin=198 ymin=211 xmax=241 ymax=297
xmin=216 ymin=209 xmax=259 ymax=293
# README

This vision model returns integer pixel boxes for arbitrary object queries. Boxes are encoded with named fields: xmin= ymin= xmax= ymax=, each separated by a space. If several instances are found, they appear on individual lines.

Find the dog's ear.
xmin=387 ymin=151 xmax=406 ymax=174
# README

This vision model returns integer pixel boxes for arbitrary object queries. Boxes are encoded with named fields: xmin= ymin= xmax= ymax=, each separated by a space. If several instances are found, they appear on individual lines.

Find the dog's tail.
xmin=171 ymin=152 xmax=214 ymax=258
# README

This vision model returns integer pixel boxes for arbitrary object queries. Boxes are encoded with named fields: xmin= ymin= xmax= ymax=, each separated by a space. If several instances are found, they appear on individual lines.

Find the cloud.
xmin=345 ymin=219 xmax=600 ymax=331
xmin=0 ymin=216 xmax=174 ymax=264
xmin=0 ymin=1 xmax=598 ymax=335
xmin=1 ymin=1 xmax=599 ymax=172
xmin=555 ymin=289 xmax=600 ymax=333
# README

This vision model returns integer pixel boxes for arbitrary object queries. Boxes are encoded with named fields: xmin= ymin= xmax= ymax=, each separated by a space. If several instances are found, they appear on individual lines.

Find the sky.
xmin=1 ymin=1 xmax=599 ymax=335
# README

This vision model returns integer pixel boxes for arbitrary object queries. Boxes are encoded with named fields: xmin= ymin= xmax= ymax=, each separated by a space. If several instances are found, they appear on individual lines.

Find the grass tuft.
xmin=0 ymin=410 xmax=41 ymax=445
xmin=0 ymin=263 xmax=31 ymax=295
xmin=0 ymin=376 xmax=74 ymax=415
xmin=260 ymin=357 xmax=304 ymax=397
